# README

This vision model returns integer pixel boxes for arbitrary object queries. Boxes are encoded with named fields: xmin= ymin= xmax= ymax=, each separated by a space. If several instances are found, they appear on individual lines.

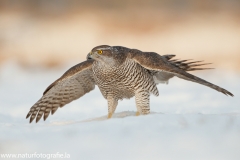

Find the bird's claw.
xmin=107 ymin=113 xmax=112 ymax=119
xmin=136 ymin=111 xmax=140 ymax=116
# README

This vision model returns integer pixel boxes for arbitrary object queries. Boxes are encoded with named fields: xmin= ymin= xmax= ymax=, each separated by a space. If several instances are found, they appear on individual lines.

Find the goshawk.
xmin=26 ymin=45 xmax=234 ymax=123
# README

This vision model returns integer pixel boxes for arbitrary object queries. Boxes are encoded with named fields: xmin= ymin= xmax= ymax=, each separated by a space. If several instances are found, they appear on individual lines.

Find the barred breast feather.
xmin=92 ymin=58 xmax=159 ymax=100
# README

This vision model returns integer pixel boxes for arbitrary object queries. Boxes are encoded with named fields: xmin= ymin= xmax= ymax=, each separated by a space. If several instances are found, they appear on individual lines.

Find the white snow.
xmin=0 ymin=62 xmax=240 ymax=160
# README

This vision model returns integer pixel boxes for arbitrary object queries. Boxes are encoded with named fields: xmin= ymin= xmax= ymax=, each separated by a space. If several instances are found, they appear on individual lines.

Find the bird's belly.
xmin=96 ymin=76 xmax=135 ymax=100
xmin=92 ymin=60 xmax=158 ymax=99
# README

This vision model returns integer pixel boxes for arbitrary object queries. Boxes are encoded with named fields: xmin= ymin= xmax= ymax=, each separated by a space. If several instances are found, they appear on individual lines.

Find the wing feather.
xmin=129 ymin=50 xmax=233 ymax=97
xmin=26 ymin=60 xmax=96 ymax=123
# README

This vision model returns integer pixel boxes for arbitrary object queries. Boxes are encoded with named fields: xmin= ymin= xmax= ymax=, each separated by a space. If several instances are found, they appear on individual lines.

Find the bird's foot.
xmin=136 ymin=111 xmax=140 ymax=116
xmin=107 ymin=113 xmax=112 ymax=119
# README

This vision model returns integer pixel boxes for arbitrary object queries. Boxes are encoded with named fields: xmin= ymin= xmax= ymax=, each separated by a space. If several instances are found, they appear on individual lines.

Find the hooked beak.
xmin=86 ymin=52 xmax=92 ymax=60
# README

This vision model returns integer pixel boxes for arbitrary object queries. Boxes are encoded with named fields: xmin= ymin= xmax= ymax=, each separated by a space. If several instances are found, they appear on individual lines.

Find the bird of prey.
xmin=26 ymin=45 xmax=234 ymax=123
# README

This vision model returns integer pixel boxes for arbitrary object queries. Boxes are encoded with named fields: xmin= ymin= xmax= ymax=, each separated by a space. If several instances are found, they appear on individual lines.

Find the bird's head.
xmin=87 ymin=45 xmax=119 ymax=65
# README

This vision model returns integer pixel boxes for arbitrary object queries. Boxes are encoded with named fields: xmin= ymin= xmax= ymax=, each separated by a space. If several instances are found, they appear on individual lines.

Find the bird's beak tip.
xmin=87 ymin=52 xmax=92 ymax=60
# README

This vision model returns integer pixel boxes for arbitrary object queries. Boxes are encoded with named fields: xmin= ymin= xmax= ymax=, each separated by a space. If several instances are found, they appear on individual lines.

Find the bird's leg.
xmin=135 ymin=91 xmax=150 ymax=116
xmin=136 ymin=111 xmax=140 ymax=116
xmin=107 ymin=98 xmax=118 ymax=119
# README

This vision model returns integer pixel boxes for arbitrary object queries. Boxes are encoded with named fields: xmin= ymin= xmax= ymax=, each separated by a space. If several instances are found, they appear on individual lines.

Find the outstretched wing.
xmin=26 ymin=60 xmax=96 ymax=123
xmin=153 ymin=54 xmax=213 ymax=84
xmin=129 ymin=50 xmax=233 ymax=96
xmin=162 ymin=54 xmax=212 ymax=71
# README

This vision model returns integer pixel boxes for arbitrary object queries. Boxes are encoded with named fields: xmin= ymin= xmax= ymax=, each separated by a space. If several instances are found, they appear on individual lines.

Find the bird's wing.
xmin=26 ymin=60 xmax=96 ymax=123
xmin=162 ymin=54 xmax=213 ymax=71
xmin=129 ymin=50 xmax=233 ymax=96
xmin=153 ymin=54 xmax=213 ymax=84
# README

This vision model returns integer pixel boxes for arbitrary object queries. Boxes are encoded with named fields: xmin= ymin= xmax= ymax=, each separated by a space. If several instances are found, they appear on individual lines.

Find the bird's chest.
xmin=92 ymin=61 xmax=135 ymax=99
xmin=92 ymin=63 xmax=125 ymax=85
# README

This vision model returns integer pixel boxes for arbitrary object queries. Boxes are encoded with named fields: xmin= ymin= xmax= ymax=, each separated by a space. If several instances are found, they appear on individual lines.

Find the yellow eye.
xmin=97 ymin=50 xmax=103 ymax=54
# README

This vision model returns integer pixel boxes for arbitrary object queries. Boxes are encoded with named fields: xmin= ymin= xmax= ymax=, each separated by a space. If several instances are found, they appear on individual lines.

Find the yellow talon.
xmin=107 ymin=113 xmax=112 ymax=119
xmin=136 ymin=112 xmax=140 ymax=116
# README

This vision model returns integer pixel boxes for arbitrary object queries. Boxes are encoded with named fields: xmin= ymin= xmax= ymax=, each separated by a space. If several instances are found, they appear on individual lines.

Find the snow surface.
xmin=0 ymin=62 xmax=240 ymax=160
